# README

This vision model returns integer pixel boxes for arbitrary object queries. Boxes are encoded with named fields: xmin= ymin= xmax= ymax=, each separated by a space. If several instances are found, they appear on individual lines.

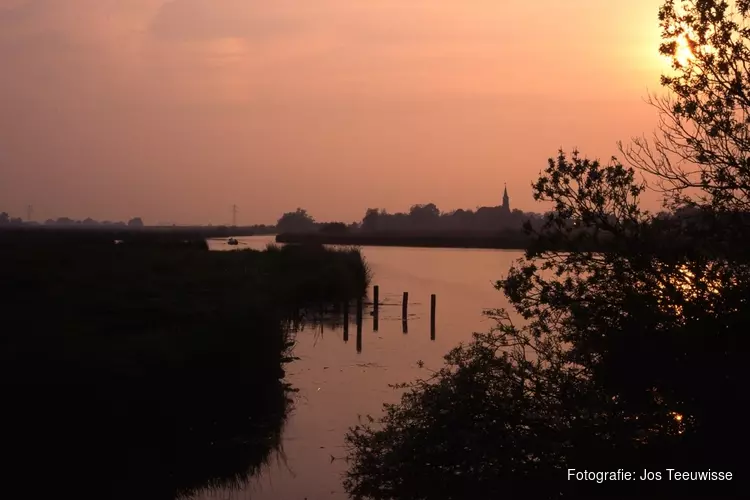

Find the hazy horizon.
xmin=1 ymin=0 xmax=667 ymax=225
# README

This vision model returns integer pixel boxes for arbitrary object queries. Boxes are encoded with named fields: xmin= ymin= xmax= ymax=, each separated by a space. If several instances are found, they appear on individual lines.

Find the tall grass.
xmin=0 ymin=230 xmax=371 ymax=498
xmin=257 ymin=243 xmax=371 ymax=310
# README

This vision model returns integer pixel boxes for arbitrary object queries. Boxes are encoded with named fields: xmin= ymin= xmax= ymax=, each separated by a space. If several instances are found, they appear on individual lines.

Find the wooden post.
xmin=343 ymin=302 xmax=349 ymax=342
xmin=356 ymin=297 xmax=363 ymax=353
xmin=430 ymin=294 xmax=436 ymax=340
xmin=356 ymin=297 xmax=363 ymax=327
xmin=402 ymin=291 xmax=409 ymax=334
xmin=373 ymin=285 xmax=379 ymax=332
xmin=356 ymin=317 xmax=363 ymax=353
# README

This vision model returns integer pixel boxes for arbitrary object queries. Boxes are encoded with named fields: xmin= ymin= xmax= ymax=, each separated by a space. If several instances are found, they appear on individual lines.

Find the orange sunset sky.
xmin=0 ymin=0 xmax=670 ymax=225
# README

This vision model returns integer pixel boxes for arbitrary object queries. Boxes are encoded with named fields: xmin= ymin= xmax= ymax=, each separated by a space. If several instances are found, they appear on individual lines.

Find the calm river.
xmin=199 ymin=235 xmax=523 ymax=499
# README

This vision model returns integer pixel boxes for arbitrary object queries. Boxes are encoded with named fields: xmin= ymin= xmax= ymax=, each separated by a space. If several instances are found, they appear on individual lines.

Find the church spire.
xmin=502 ymin=183 xmax=510 ymax=213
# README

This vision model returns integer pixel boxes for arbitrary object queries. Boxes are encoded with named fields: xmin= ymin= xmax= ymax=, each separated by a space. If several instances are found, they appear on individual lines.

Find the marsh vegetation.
xmin=0 ymin=229 xmax=370 ymax=499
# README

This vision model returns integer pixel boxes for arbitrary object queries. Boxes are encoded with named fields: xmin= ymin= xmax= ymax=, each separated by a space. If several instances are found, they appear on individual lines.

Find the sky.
xmin=0 ymin=0 xmax=670 ymax=225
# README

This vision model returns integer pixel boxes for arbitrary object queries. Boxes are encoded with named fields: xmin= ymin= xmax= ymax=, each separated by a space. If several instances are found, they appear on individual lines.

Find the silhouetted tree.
xmin=620 ymin=0 xmax=750 ymax=216
xmin=346 ymin=154 xmax=750 ymax=498
xmin=319 ymin=222 xmax=349 ymax=234
xmin=276 ymin=208 xmax=316 ymax=233
xmin=361 ymin=208 xmax=380 ymax=232
xmin=404 ymin=203 xmax=438 ymax=230
xmin=0 ymin=212 xmax=9 ymax=224
xmin=408 ymin=203 xmax=439 ymax=218
xmin=128 ymin=217 xmax=144 ymax=228
xmin=344 ymin=2 xmax=750 ymax=497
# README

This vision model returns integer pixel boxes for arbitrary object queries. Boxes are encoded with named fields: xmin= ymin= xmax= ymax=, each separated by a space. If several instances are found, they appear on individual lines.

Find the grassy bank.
xmin=0 ymin=229 xmax=370 ymax=498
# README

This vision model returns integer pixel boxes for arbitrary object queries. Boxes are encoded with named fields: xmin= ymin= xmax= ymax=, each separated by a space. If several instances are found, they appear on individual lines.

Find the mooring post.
xmin=373 ymin=285 xmax=380 ymax=332
xmin=356 ymin=297 xmax=363 ymax=327
xmin=356 ymin=315 xmax=363 ymax=353
xmin=356 ymin=297 xmax=363 ymax=352
xmin=430 ymin=294 xmax=436 ymax=340
xmin=402 ymin=291 xmax=409 ymax=334
xmin=343 ymin=302 xmax=349 ymax=342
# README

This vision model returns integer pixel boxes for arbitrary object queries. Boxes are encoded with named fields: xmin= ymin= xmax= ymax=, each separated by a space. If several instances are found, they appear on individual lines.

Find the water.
xmin=201 ymin=235 xmax=523 ymax=499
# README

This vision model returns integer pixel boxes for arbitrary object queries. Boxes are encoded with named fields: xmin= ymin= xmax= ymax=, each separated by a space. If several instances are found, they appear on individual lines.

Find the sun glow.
xmin=675 ymin=35 xmax=694 ymax=66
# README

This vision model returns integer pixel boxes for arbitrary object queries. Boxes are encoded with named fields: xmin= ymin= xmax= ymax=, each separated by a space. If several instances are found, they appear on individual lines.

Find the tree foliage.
xmin=344 ymin=1 xmax=750 ymax=498
xmin=319 ymin=221 xmax=349 ymax=234
xmin=276 ymin=208 xmax=316 ymax=233
xmin=127 ymin=217 xmax=144 ymax=227
xmin=624 ymin=0 xmax=750 ymax=213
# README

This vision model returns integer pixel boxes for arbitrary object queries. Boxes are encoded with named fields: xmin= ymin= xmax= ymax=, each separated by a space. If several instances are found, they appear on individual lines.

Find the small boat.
xmin=227 ymin=238 xmax=239 ymax=246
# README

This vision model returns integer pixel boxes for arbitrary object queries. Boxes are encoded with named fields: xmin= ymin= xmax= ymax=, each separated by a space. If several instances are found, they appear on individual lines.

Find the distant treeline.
xmin=276 ymin=204 xmax=546 ymax=234
xmin=0 ymin=212 xmax=277 ymax=237
xmin=0 ymin=212 xmax=146 ymax=227
xmin=276 ymin=204 xmax=738 ymax=234
xmin=3 ymin=203 xmax=727 ymax=240
xmin=0 ymin=225 xmax=271 ymax=239
xmin=276 ymin=205 xmax=746 ymax=251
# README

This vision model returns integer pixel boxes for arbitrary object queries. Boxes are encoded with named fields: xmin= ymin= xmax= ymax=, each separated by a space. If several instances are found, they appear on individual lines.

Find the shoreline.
xmin=275 ymin=231 xmax=532 ymax=250
xmin=0 ymin=225 xmax=266 ymax=238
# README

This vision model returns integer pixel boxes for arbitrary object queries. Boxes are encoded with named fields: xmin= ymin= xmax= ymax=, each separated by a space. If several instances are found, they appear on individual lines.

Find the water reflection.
xmin=291 ymin=295 xmax=438 ymax=355
xmin=202 ymin=237 xmax=522 ymax=499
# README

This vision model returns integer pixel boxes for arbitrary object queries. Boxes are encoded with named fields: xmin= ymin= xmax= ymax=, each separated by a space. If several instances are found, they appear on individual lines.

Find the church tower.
xmin=502 ymin=183 xmax=510 ymax=213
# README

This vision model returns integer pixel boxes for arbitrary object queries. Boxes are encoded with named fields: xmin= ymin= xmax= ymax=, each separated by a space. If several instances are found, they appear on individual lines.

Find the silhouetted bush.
xmin=344 ymin=5 xmax=750 ymax=496
xmin=344 ymin=154 xmax=750 ymax=499
xmin=319 ymin=221 xmax=350 ymax=234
